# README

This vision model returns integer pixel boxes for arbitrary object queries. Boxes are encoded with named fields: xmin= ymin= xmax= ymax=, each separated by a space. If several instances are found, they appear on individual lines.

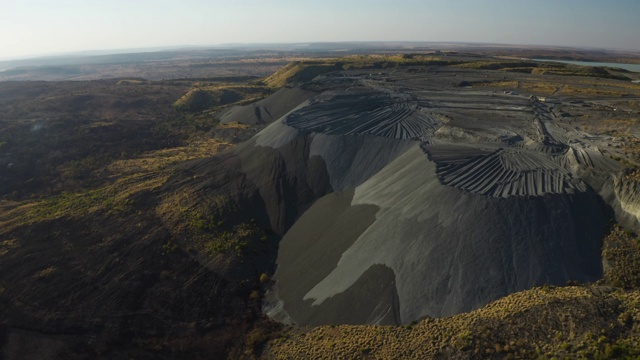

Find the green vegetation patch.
xmin=203 ymin=222 xmax=263 ymax=257
xmin=14 ymin=173 xmax=169 ymax=228
xmin=157 ymin=192 xmax=268 ymax=260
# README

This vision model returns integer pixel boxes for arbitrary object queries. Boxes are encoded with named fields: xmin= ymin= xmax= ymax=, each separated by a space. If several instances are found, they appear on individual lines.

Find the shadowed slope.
xmin=264 ymin=191 xmax=400 ymax=326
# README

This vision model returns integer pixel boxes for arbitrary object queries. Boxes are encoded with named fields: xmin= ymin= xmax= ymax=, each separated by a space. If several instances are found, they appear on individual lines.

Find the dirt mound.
xmin=218 ymin=87 xmax=314 ymax=125
xmin=235 ymin=68 xmax=617 ymax=325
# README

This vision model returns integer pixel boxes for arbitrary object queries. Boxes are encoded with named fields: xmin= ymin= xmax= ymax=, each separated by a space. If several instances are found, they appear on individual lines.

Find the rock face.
xmin=216 ymin=68 xmax=618 ymax=325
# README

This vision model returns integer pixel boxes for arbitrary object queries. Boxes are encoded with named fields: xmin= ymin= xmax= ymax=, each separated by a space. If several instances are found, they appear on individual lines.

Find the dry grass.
xmin=453 ymin=61 xmax=537 ymax=70
xmin=0 ymin=239 xmax=18 ymax=256
xmin=602 ymin=225 xmax=640 ymax=289
xmin=218 ymin=122 xmax=250 ymax=130
xmin=33 ymin=266 xmax=57 ymax=280
xmin=471 ymin=80 xmax=520 ymax=88
xmin=469 ymin=79 xmax=558 ymax=95
xmin=264 ymin=62 xmax=339 ymax=89
xmin=470 ymin=78 xmax=640 ymax=97
xmin=268 ymin=285 xmax=640 ymax=359
xmin=561 ymin=85 xmax=631 ymax=97
xmin=580 ymin=80 xmax=640 ymax=91
xmin=0 ymin=172 xmax=171 ymax=236
xmin=107 ymin=138 xmax=232 ymax=176
xmin=156 ymin=187 xmax=267 ymax=262
xmin=594 ymin=118 xmax=639 ymax=134
xmin=0 ymin=118 xmax=241 ymax=236
xmin=621 ymin=168 xmax=640 ymax=183
xmin=520 ymin=81 xmax=560 ymax=95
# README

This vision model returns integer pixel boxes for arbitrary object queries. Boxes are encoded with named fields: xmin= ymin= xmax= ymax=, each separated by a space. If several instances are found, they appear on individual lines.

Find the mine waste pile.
xmin=207 ymin=65 xmax=640 ymax=328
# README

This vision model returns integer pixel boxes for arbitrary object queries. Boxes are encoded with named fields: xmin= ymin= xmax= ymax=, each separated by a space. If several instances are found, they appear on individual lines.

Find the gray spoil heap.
xmin=217 ymin=87 xmax=315 ymax=125
xmin=209 ymin=68 xmax=624 ymax=326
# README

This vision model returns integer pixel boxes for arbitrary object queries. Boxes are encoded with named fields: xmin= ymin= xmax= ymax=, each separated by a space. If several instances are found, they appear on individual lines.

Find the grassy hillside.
xmin=173 ymin=82 xmax=270 ymax=112
xmin=0 ymin=76 xmax=277 ymax=358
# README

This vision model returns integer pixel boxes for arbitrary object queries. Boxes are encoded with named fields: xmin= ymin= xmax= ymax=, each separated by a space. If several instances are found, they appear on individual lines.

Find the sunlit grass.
xmin=469 ymin=78 xmax=639 ymax=97
xmin=107 ymin=137 xmax=232 ymax=175
xmin=0 ymin=171 xmax=171 ymax=235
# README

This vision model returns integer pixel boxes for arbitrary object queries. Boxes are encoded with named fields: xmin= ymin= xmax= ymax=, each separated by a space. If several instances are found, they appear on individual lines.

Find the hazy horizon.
xmin=2 ymin=0 xmax=640 ymax=60
xmin=1 ymin=40 xmax=636 ymax=63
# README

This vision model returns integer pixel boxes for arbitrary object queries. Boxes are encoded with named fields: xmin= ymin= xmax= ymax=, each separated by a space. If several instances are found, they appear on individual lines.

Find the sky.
xmin=1 ymin=0 xmax=640 ymax=60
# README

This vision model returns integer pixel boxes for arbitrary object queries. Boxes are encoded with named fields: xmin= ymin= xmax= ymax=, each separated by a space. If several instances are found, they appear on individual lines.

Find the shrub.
xmin=259 ymin=273 xmax=269 ymax=284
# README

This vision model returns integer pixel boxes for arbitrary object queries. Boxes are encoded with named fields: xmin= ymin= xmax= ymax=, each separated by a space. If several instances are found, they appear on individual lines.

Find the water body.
xmin=533 ymin=59 xmax=640 ymax=73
